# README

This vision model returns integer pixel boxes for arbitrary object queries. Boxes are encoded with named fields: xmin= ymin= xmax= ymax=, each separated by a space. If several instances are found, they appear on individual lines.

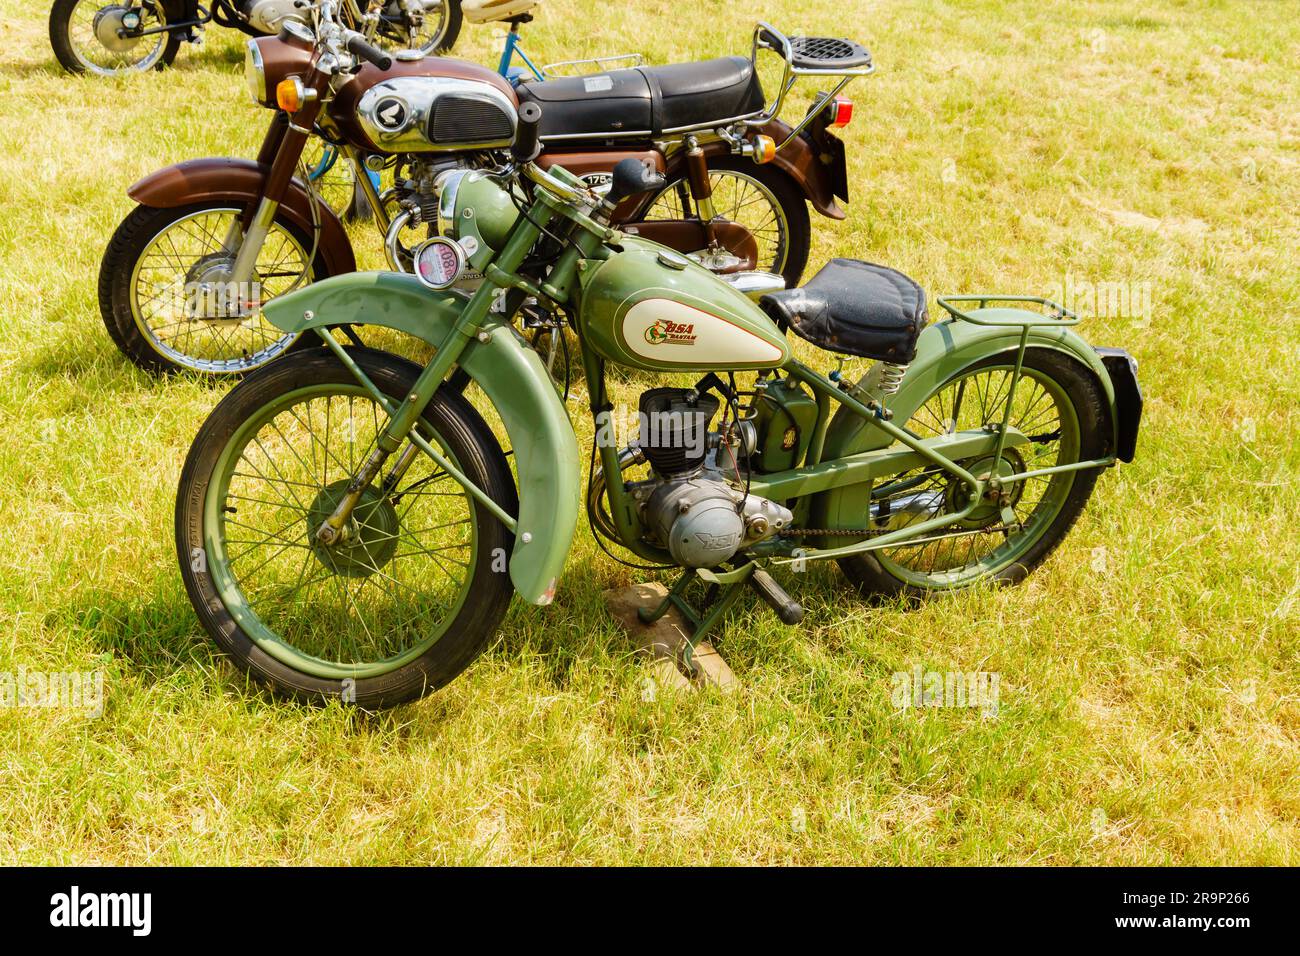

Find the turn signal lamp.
xmin=751 ymin=134 xmax=777 ymax=164
xmin=277 ymin=77 xmax=308 ymax=113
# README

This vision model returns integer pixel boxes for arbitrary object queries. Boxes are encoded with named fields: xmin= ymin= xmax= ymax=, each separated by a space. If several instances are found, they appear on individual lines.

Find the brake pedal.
xmin=747 ymin=568 xmax=804 ymax=625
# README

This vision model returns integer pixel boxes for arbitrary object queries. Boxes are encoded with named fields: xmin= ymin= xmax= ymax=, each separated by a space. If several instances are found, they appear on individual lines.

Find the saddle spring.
xmin=878 ymin=362 xmax=908 ymax=395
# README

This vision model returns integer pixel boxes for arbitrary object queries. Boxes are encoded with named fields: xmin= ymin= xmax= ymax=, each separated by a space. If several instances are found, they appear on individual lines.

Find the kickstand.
xmin=638 ymin=566 xmax=753 ymax=676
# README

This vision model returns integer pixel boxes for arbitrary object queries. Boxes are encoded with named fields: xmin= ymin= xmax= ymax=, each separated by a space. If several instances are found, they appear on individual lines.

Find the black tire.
xmin=176 ymin=347 xmax=518 ymax=709
xmin=839 ymin=349 xmax=1112 ymax=598
xmin=430 ymin=0 xmax=462 ymax=52
xmin=378 ymin=0 xmax=462 ymax=54
xmin=99 ymin=200 xmax=331 ymax=377
xmin=641 ymin=156 xmax=812 ymax=288
xmin=49 ymin=0 xmax=182 ymax=75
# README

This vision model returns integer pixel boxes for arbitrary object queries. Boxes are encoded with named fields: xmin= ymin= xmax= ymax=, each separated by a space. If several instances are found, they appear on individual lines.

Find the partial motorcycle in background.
xmin=97 ymin=1 xmax=872 ymax=376
xmin=48 ymin=0 xmax=461 ymax=75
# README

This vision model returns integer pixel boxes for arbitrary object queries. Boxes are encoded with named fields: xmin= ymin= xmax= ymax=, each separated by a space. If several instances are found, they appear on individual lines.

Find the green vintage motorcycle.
xmin=175 ymin=99 xmax=1142 ymax=709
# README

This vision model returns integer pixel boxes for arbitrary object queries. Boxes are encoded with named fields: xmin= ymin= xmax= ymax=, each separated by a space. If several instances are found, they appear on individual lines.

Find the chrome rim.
xmin=377 ymin=0 xmax=450 ymax=54
xmin=644 ymin=169 xmax=790 ymax=276
xmin=128 ymin=207 xmax=309 ymax=374
xmin=66 ymin=1 xmax=168 ymax=76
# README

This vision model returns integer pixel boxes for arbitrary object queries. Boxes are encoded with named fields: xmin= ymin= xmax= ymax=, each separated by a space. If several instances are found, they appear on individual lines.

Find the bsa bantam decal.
xmin=623 ymin=298 xmax=784 ymax=365
xmin=644 ymin=319 xmax=697 ymax=346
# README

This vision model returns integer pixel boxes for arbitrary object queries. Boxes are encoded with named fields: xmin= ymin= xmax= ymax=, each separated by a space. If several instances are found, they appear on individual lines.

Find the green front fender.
xmin=811 ymin=317 xmax=1116 ymax=530
xmin=263 ymin=271 xmax=580 ymax=605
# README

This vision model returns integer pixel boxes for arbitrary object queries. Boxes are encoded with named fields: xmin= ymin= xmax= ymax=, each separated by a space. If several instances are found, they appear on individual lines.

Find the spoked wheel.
xmin=374 ymin=0 xmax=463 ymax=55
xmin=839 ymin=349 xmax=1111 ymax=597
xmin=176 ymin=349 xmax=516 ymax=708
xmin=99 ymin=201 xmax=328 ymax=376
xmin=49 ymin=0 xmax=181 ymax=75
xmin=641 ymin=157 xmax=810 ymax=288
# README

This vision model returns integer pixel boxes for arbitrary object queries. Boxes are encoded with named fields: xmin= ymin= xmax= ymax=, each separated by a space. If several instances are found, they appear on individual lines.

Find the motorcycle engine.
xmin=239 ymin=0 xmax=309 ymax=34
xmin=633 ymin=388 xmax=793 ymax=568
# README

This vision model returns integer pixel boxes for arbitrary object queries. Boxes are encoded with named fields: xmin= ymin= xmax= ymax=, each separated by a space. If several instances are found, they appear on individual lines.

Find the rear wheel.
xmin=375 ymin=0 xmax=463 ymax=54
xmin=99 ymin=201 xmax=329 ymax=377
xmin=176 ymin=348 xmax=516 ymax=708
xmin=641 ymin=157 xmax=810 ymax=288
xmin=49 ymin=0 xmax=181 ymax=75
xmin=838 ymin=349 xmax=1111 ymax=597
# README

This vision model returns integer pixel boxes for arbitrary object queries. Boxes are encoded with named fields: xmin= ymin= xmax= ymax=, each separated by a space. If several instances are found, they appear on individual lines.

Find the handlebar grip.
xmin=604 ymin=156 xmax=667 ymax=208
xmin=345 ymin=33 xmax=392 ymax=70
xmin=512 ymin=101 xmax=543 ymax=163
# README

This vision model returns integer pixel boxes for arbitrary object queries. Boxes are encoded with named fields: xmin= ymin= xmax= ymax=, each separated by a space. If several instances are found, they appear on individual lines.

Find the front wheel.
xmin=837 ymin=349 xmax=1112 ymax=597
xmin=176 ymin=348 xmax=517 ymax=708
xmin=49 ymin=0 xmax=181 ymax=75
xmin=98 ymin=200 xmax=331 ymax=376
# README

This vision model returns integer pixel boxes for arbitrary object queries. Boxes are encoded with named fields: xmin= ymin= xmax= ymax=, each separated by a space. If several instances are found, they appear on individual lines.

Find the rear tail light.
xmin=826 ymin=96 xmax=853 ymax=129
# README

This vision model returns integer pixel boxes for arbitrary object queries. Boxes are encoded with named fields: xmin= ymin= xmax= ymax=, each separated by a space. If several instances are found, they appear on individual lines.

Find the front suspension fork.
xmin=312 ymin=200 xmax=562 ymax=542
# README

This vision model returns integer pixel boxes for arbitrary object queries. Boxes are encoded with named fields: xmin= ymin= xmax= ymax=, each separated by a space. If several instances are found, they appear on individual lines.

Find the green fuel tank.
xmin=577 ymin=238 xmax=791 ymax=372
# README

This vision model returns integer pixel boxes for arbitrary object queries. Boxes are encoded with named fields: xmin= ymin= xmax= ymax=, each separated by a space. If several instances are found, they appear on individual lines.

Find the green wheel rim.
xmin=203 ymin=383 xmax=478 ymax=679
xmin=873 ymin=363 xmax=1082 ymax=589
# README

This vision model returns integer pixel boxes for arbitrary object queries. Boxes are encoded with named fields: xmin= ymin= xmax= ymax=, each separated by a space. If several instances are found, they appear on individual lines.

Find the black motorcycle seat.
xmin=517 ymin=56 xmax=765 ymax=139
xmin=759 ymin=260 xmax=929 ymax=364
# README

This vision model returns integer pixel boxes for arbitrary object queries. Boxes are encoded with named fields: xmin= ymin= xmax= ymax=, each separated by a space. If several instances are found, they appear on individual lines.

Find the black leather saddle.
xmin=516 ymin=57 xmax=765 ymax=139
xmin=760 ymin=260 xmax=929 ymax=364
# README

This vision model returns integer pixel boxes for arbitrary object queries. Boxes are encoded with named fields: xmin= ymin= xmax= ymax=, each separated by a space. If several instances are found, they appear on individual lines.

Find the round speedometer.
xmin=412 ymin=237 xmax=467 ymax=290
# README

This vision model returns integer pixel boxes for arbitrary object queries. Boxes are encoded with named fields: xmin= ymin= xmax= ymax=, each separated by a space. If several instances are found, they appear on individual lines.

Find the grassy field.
xmin=0 ymin=0 xmax=1297 ymax=865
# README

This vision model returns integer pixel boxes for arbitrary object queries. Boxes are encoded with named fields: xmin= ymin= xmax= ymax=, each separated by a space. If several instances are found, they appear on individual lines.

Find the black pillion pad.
xmin=517 ymin=56 xmax=764 ymax=139
xmin=759 ymin=259 xmax=929 ymax=364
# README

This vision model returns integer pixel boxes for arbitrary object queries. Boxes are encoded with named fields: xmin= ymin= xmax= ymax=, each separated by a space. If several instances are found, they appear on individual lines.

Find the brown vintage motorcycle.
xmin=98 ymin=2 xmax=872 ymax=375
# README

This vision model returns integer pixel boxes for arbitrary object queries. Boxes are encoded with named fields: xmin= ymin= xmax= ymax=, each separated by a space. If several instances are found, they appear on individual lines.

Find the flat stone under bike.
xmin=174 ymin=60 xmax=1143 ymax=708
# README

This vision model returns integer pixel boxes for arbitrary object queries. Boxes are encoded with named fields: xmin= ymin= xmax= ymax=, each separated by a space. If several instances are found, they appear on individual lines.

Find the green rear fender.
xmin=811 ymin=317 xmax=1117 ymax=529
xmin=263 ymin=271 xmax=580 ymax=605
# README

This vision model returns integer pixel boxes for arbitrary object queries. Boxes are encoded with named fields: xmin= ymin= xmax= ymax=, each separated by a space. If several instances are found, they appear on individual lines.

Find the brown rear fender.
xmin=127 ymin=158 xmax=358 ymax=277
xmin=702 ymin=119 xmax=846 ymax=221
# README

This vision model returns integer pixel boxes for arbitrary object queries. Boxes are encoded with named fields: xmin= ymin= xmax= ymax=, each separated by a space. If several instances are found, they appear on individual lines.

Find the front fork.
xmin=312 ymin=198 xmax=564 ymax=543
xmin=226 ymin=91 xmax=326 ymax=292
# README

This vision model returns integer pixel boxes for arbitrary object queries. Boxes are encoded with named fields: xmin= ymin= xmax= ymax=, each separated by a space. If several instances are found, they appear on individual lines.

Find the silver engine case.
xmin=643 ymin=477 xmax=793 ymax=569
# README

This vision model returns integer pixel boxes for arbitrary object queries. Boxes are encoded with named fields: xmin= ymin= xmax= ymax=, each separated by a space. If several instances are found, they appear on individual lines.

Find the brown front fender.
xmin=127 ymin=158 xmax=358 ymax=277
xmin=702 ymin=119 xmax=846 ymax=221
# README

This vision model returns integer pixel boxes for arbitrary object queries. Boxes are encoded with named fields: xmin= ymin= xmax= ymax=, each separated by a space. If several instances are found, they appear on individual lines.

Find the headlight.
xmin=245 ymin=40 xmax=266 ymax=105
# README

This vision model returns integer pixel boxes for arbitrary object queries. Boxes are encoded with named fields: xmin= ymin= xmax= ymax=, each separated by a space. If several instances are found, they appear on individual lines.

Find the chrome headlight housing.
xmin=435 ymin=169 xmax=469 ymax=239
xmin=244 ymin=40 xmax=266 ymax=105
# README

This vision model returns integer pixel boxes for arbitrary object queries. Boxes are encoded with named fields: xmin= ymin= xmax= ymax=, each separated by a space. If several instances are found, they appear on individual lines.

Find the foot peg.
xmin=747 ymin=568 xmax=804 ymax=625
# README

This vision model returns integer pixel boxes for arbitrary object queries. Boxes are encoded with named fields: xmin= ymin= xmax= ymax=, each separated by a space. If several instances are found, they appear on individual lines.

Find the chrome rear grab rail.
xmin=745 ymin=21 xmax=875 ymax=150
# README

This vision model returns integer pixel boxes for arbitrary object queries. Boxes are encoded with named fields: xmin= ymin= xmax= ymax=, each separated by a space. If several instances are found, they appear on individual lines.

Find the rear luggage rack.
xmin=746 ymin=22 xmax=875 ymax=150
xmin=935 ymin=295 xmax=1081 ymax=328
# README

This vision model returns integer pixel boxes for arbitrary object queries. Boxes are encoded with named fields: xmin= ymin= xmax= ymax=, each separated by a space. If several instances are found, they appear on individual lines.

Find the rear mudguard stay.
xmin=811 ymin=318 xmax=1119 ymax=530
xmin=262 ymin=271 xmax=580 ymax=605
